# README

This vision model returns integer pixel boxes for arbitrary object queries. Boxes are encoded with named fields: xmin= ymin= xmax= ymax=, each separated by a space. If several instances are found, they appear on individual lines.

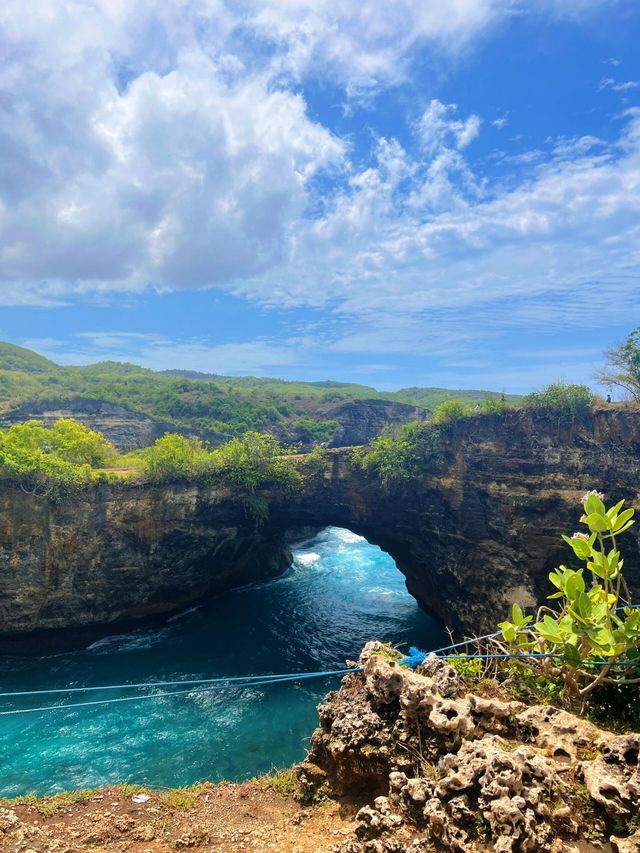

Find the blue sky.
xmin=1 ymin=1 xmax=639 ymax=392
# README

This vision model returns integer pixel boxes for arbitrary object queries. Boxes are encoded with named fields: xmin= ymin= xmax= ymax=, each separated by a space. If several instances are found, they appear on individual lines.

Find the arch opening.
xmin=283 ymin=525 xmax=446 ymax=659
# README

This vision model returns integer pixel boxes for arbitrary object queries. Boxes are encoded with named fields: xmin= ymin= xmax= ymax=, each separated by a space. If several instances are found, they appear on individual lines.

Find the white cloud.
xmin=599 ymin=77 xmax=640 ymax=92
xmin=230 ymin=106 xmax=640 ymax=357
xmin=27 ymin=330 xmax=315 ymax=376
xmin=0 ymin=0 xmax=637 ymax=374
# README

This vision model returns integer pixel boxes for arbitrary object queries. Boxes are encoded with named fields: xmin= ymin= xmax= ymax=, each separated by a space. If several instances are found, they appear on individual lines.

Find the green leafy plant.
xmin=0 ymin=419 xmax=117 ymax=495
xmin=354 ymin=421 xmax=443 ymax=485
xmin=522 ymin=382 xmax=594 ymax=423
xmin=432 ymin=399 xmax=474 ymax=425
xmin=498 ymin=493 xmax=640 ymax=701
xmin=481 ymin=396 xmax=508 ymax=416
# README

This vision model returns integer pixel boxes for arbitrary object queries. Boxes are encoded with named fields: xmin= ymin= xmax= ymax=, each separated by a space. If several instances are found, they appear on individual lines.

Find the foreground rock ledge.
xmin=297 ymin=643 xmax=640 ymax=853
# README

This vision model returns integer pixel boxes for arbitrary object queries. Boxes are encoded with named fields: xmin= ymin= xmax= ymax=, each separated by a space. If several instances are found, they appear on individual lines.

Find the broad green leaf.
xmin=565 ymin=571 xmax=585 ymax=600
xmin=584 ymin=494 xmax=606 ymax=516
xmin=576 ymin=591 xmax=592 ymax=618
xmin=584 ymin=512 xmax=609 ymax=532
xmin=535 ymin=616 xmax=565 ymax=644
xmin=511 ymin=603 xmax=524 ymax=625
xmin=498 ymin=621 xmax=517 ymax=643
xmin=613 ymin=508 xmax=634 ymax=531
xmin=562 ymin=534 xmax=592 ymax=559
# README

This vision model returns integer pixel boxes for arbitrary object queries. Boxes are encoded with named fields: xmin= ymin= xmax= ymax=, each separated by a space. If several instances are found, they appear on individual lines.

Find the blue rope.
xmin=0 ymin=669 xmax=363 ymax=717
xmin=0 ymin=668 xmax=358 ymax=700
xmin=0 ymin=672 xmax=363 ymax=717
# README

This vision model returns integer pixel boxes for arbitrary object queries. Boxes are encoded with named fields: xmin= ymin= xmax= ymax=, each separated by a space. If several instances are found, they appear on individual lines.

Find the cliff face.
xmin=325 ymin=399 xmax=429 ymax=448
xmin=0 ymin=483 xmax=292 ymax=647
xmin=0 ymin=398 xmax=196 ymax=452
xmin=1 ymin=407 xmax=639 ymax=645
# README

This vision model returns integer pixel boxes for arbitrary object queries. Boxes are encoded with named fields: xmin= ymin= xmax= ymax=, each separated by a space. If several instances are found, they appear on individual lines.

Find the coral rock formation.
xmin=299 ymin=643 xmax=640 ymax=852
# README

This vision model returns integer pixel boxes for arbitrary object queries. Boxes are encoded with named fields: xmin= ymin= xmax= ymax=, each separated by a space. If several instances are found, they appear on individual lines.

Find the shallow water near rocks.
xmin=0 ymin=527 xmax=444 ymax=797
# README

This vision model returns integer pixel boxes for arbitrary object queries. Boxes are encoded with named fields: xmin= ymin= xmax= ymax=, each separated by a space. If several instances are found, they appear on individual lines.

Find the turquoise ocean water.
xmin=0 ymin=527 xmax=443 ymax=797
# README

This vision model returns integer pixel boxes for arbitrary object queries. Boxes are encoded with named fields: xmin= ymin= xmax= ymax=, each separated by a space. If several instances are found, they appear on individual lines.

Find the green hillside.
xmin=0 ymin=342 xmax=59 ymax=374
xmin=0 ymin=341 xmax=522 ymax=442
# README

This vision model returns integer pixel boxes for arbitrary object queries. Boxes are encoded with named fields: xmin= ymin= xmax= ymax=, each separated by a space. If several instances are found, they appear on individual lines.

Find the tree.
xmin=598 ymin=326 xmax=640 ymax=401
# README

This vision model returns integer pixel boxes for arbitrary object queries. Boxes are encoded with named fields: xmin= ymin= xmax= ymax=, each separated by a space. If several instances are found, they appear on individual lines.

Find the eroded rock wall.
xmin=0 ymin=407 xmax=639 ymax=642
xmin=297 ymin=644 xmax=640 ymax=852
xmin=0 ymin=482 xmax=291 ymax=645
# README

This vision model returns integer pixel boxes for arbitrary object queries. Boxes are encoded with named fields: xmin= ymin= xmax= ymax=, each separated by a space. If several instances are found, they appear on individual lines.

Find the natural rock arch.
xmin=1 ymin=407 xmax=639 ymax=649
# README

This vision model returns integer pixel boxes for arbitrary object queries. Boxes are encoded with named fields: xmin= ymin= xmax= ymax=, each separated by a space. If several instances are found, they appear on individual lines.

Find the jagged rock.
xmin=581 ymin=733 xmax=640 ymax=815
xmin=611 ymin=829 xmax=640 ymax=852
xmin=417 ymin=653 xmax=461 ymax=697
xmin=301 ymin=649 xmax=640 ymax=853
xmin=0 ymin=806 xmax=20 ymax=832
xmin=515 ymin=705 xmax=599 ymax=761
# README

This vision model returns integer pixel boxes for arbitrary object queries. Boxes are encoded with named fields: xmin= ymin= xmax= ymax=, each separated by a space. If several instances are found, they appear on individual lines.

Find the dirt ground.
xmin=0 ymin=780 xmax=361 ymax=853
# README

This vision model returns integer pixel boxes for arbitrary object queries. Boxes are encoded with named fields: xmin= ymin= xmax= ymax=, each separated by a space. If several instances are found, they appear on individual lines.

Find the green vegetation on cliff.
xmin=523 ymin=382 xmax=595 ymax=422
xmin=0 ymin=341 xmax=520 ymax=444
xmin=359 ymin=382 xmax=597 ymax=485
xmin=0 ymin=419 xmax=117 ymax=491
xmin=138 ymin=430 xmax=299 ymax=494
xmin=0 ymin=418 xmax=299 ymax=507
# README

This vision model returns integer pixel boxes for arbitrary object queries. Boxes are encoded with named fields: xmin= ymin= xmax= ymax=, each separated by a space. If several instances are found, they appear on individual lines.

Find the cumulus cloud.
xmin=0 ymin=0 xmax=637 ymax=372
xmin=0 ymin=3 xmax=344 ymax=295
xmin=232 ymin=105 xmax=640 ymax=356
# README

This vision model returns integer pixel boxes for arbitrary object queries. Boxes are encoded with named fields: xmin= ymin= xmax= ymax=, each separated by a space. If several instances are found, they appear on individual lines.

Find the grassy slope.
xmin=0 ymin=342 xmax=522 ymax=437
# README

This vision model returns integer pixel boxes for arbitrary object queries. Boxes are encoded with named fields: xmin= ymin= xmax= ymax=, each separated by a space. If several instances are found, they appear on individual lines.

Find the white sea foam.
xmin=334 ymin=529 xmax=366 ymax=544
xmin=168 ymin=605 xmax=200 ymax=623
xmin=87 ymin=628 xmax=170 ymax=654
xmin=367 ymin=586 xmax=406 ymax=598
xmin=296 ymin=552 xmax=321 ymax=566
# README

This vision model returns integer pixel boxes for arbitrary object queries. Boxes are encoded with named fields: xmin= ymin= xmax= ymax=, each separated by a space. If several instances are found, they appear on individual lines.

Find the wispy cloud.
xmin=598 ymin=77 xmax=640 ymax=92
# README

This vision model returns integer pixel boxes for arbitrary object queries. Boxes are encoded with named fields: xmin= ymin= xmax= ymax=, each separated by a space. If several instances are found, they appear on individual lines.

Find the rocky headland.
xmin=1 ymin=406 xmax=640 ymax=647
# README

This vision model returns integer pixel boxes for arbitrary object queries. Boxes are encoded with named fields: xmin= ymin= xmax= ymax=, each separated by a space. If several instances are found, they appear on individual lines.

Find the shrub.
xmin=210 ymin=431 xmax=300 ymax=493
xmin=432 ymin=399 xmax=474 ymax=425
xmin=0 ymin=419 xmax=116 ymax=493
xmin=498 ymin=493 xmax=639 ymax=702
xmin=355 ymin=421 xmax=440 ymax=484
xmin=481 ymin=396 xmax=508 ymax=416
xmin=522 ymin=382 xmax=594 ymax=422
xmin=139 ymin=434 xmax=209 ymax=482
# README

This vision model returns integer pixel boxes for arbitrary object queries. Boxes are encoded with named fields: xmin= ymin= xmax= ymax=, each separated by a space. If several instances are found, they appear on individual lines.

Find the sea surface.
xmin=0 ymin=527 xmax=444 ymax=797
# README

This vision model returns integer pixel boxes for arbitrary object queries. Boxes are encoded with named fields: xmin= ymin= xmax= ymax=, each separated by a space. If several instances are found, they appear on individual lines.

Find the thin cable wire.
xmin=0 ymin=670 xmax=362 ymax=717
xmin=0 ymin=668 xmax=357 ymax=700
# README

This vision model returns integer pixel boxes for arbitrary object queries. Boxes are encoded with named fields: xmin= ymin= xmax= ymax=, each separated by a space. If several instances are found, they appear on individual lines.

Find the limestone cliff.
xmin=0 ymin=407 xmax=639 ymax=645
xmin=297 ymin=643 xmax=640 ymax=852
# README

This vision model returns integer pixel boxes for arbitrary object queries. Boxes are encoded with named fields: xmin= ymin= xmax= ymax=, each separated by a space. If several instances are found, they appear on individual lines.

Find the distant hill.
xmin=0 ymin=342 xmax=59 ymax=374
xmin=0 ymin=341 xmax=521 ymax=450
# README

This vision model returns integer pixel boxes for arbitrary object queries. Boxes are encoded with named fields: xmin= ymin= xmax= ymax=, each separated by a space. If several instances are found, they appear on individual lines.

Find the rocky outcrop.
xmin=298 ymin=644 xmax=640 ymax=852
xmin=0 ymin=397 xmax=198 ymax=451
xmin=325 ymin=399 xmax=430 ymax=448
xmin=0 ymin=482 xmax=292 ymax=649
xmin=1 ymin=407 xmax=640 ymax=643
